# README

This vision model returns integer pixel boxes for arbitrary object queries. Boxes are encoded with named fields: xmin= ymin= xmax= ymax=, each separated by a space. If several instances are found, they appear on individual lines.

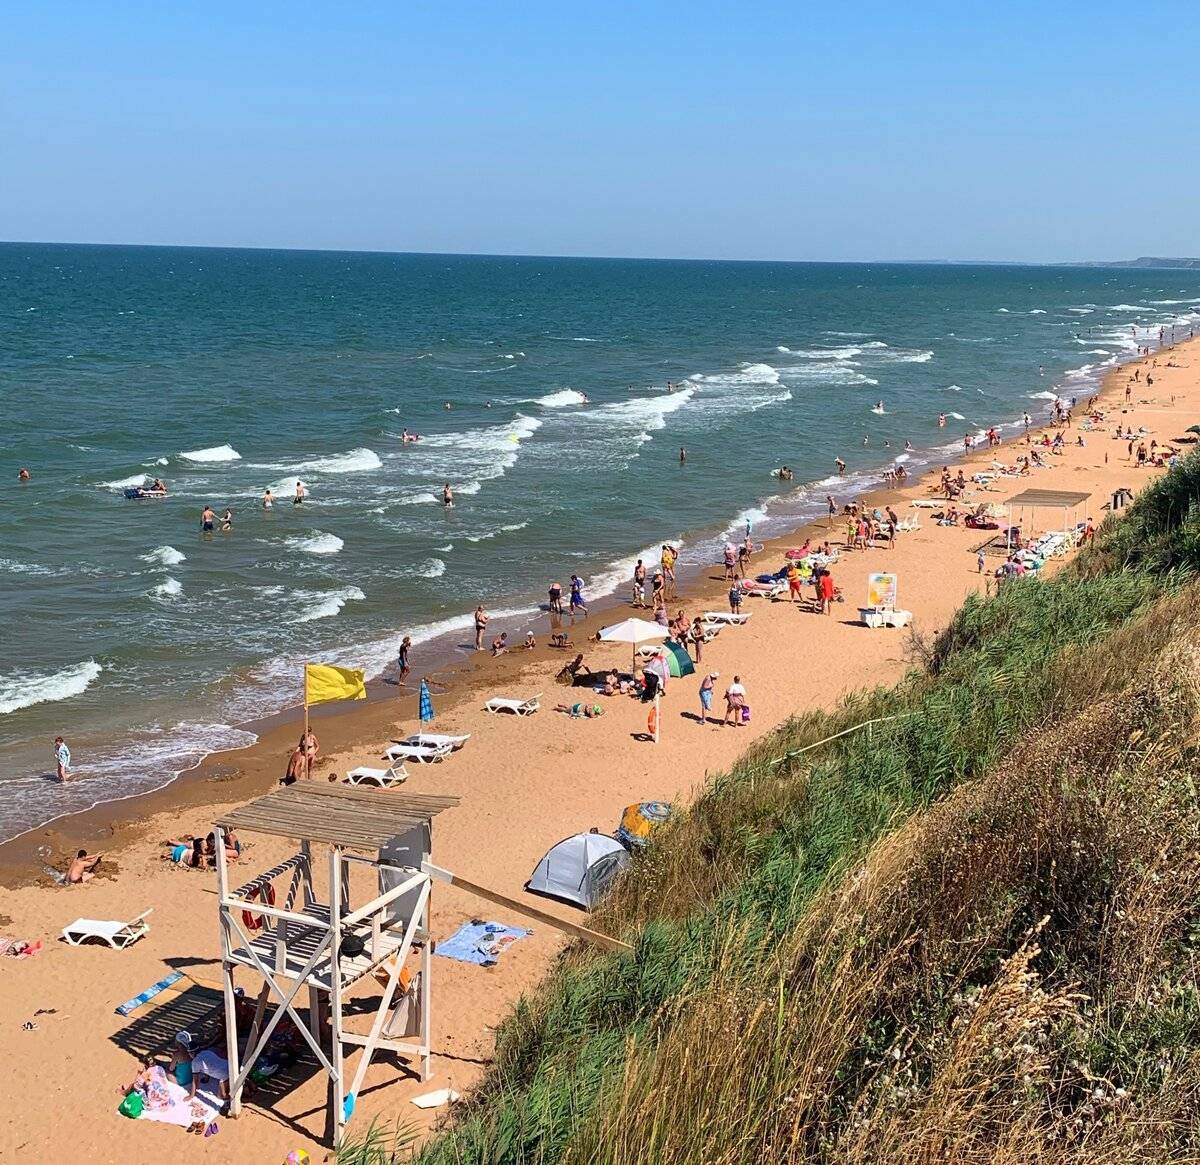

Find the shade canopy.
xmin=599 ymin=617 xmax=668 ymax=645
xmin=216 ymin=783 xmax=459 ymax=851
xmin=1006 ymin=488 xmax=1091 ymax=509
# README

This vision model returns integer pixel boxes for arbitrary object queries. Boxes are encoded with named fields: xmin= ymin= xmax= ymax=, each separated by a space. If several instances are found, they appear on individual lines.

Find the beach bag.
xmin=741 ymin=705 xmax=751 ymax=724
xmin=119 ymin=1091 xmax=144 ymax=1119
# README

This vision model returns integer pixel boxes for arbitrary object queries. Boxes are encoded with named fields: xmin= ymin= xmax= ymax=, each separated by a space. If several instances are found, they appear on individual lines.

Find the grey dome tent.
xmin=528 ymin=832 xmax=630 ymax=910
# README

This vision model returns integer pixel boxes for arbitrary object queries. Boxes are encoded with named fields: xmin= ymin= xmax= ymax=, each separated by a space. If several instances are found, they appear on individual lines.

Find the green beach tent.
xmin=662 ymin=639 xmax=695 ymax=678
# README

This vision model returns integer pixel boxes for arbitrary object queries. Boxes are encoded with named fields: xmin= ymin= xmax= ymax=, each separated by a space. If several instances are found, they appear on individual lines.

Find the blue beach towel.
xmin=435 ymin=921 xmax=530 ymax=967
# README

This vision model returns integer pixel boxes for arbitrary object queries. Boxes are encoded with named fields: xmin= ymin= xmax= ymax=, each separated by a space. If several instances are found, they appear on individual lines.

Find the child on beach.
xmin=53 ymin=735 xmax=71 ymax=782
xmin=728 ymin=583 xmax=743 ymax=615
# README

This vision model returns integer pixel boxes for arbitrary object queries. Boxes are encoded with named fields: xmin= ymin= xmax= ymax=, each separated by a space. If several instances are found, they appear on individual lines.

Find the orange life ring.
xmin=647 ymin=706 xmax=659 ymax=737
xmin=242 ymin=882 xmax=276 ymax=931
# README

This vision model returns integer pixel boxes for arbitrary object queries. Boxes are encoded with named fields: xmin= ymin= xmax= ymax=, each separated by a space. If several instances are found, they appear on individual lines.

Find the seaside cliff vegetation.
xmin=342 ymin=451 xmax=1200 ymax=1164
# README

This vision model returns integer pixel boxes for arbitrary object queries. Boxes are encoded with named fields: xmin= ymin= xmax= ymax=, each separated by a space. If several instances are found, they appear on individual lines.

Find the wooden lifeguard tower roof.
xmin=216 ymin=783 xmax=460 ymax=851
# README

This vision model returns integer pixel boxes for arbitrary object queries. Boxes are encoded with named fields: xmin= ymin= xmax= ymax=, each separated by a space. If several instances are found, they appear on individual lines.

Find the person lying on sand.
xmin=162 ymin=838 xmax=206 ymax=868
xmin=67 ymin=849 xmax=103 ymax=884
xmin=555 ymin=702 xmax=604 ymax=719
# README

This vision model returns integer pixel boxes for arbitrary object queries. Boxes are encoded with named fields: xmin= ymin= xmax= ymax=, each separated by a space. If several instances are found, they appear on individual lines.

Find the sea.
xmin=3 ymin=243 xmax=1200 ymax=843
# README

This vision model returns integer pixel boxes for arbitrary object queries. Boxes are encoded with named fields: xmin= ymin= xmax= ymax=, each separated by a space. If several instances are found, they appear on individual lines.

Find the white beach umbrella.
xmin=598 ymin=616 xmax=668 ymax=670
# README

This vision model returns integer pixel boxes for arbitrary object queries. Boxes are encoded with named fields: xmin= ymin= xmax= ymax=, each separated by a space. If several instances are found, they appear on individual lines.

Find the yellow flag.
xmin=304 ymin=663 xmax=367 ymax=707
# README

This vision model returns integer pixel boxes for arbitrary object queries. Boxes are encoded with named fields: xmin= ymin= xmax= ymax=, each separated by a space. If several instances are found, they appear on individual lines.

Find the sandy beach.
xmin=2 ymin=336 xmax=1197 ymax=1163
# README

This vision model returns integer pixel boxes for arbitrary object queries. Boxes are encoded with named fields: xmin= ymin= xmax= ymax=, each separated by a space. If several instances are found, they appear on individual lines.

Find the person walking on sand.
xmin=698 ymin=671 xmax=717 ymax=725
xmin=977 ymin=549 xmax=986 ymax=573
xmin=827 ymin=495 xmax=837 ymax=525
xmin=54 ymin=735 xmax=71 ymax=782
xmin=397 ymin=636 xmax=412 ymax=685
xmin=474 ymin=605 xmax=489 ymax=650
xmin=633 ymin=560 xmax=647 ymax=608
xmin=723 ymin=675 xmax=747 ymax=727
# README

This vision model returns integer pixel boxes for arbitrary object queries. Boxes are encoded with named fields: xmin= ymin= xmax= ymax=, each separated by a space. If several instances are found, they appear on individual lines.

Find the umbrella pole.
xmin=653 ymin=692 xmax=660 ymax=744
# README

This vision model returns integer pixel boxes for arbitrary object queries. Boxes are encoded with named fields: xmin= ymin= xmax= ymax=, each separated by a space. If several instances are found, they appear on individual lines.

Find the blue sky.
xmin=3 ymin=1 xmax=1197 ymax=261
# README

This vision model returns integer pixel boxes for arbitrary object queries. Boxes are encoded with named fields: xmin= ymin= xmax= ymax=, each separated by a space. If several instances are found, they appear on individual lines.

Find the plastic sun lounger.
xmin=703 ymin=611 xmax=751 ymax=625
xmin=384 ymin=741 xmax=452 ymax=764
xmin=741 ymin=582 xmax=784 ymax=599
xmin=62 ymin=909 xmax=152 ymax=950
xmin=346 ymin=765 xmax=409 ymax=787
xmin=400 ymin=733 xmax=470 ymax=751
xmin=484 ymin=693 xmax=542 ymax=716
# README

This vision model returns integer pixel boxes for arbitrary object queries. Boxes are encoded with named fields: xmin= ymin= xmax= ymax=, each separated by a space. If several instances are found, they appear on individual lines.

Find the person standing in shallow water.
xmin=443 ymin=482 xmax=454 ymax=509
xmin=474 ymin=605 xmax=489 ymax=650
xmin=54 ymin=735 xmax=70 ymax=782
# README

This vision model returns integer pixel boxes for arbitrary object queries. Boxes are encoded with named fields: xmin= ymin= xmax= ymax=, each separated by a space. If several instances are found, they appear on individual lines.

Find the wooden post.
xmin=329 ymin=845 xmax=346 ymax=1149
xmin=214 ymin=826 xmax=244 ymax=1118
xmin=420 ymin=881 xmax=432 ymax=1081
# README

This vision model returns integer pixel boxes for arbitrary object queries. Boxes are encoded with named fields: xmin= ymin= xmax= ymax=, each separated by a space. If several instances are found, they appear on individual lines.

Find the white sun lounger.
xmin=400 ymin=733 xmax=470 ymax=751
xmin=346 ymin=765 xmax=409 ymax=787
xmin=384 ymin=741 xmax=452 ymax=764
xmin=484 ymin=693 xmax=542 ymax=716
xmin=703 ymin=611 xmax=751 ymax=625
xmin=740 ymin=582 xmax=785 ymax=599
xmin=62 ymin=909 xmax=152 ymax=950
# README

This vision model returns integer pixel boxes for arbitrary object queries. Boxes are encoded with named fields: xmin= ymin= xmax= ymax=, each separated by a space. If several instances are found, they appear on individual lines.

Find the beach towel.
xmin=122 ymin=1068 xmax=223 ymax=1130
xmin=434 ymin=921 xmax=530 ymax=967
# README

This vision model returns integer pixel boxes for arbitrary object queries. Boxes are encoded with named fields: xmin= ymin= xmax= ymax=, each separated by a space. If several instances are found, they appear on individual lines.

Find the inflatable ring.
xmin=242 ymin=882 xmax=276 ymax=931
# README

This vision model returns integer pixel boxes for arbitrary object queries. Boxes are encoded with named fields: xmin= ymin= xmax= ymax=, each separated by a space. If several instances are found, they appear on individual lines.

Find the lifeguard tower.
xmin=211 ymin=782 xmax=459 ymax=1148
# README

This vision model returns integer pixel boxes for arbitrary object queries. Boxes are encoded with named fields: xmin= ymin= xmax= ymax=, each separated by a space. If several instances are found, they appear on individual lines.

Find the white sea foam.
xmin=1029 ymin=309 xmax=1047 ymax=314
xmin=824 ymin=331 xmax=875 ymax=337
xmin=152 ymin=577 xmax=183 ymax=600
xmin=99 ymin=472 xmax=149 ymax=490
xmin=779 ymin=345 xmax=863 ymax=360
xmin=946 ymin=384 xmax=964 ymax=391
xmin=396 ymin=490 xmax=439 ymax=506
xmin=1028 ymin=390 xmax=1060 ymax=400
xmin=412 ymin=415 xmax=542 ymax=483
xmin=948 ymin=411 xmax=966 ymax=420
xmin=1068 ymin=307 xmax=1095 ymax=314
xmin=464 ymin=521 xmax=530 ymax=543
xmin=140 ymin=545 xmax=186 ymax=567
xmin=534 ymin=388 xmax=588 ymax=408
xmin=997 ymin=308 xmax=1010 ymax=313
xmin=875 ymin=348 xmax=934 ymax=363
xmin=777 ymin=363 xmax=879 ymax=387
xmin=0 ymin=659 xmax=103 ymax=716
xmin=1108 ymin=304 xmax=1148 ymax=312
xmin=1150 ymin=298 xmax=1200 ymax=305
xmin=180 ymin=443 xmax=241 ymax=463
xmin=298 ymin=448 xmax=382 ymax=474
xmin=401 ymin=557 xmax=446 ymax=579
xmin=722 ymin=505 xmax=769 ymax=539
xmin=283 ymin=532 xmax=344 ymax=556
xmin=293 ymin=585 xmax=366 ymax=623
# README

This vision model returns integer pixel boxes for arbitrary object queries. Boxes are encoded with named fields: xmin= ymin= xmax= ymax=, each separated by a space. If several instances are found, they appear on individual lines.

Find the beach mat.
xmin=121 ymin=1069 xmax=223 ymax=1130
xmin=434 ymin=921 xmax=529 ymax=967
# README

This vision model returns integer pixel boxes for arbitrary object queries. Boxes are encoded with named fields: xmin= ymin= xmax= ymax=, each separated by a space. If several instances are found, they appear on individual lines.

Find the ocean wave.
xmin=823 ymin=330 xmax=875 ymax=337
xmin=997 ymin=308 xmax=1010 ymax=313
xmin=464 ymin=521 xmax=530 ymax=543
xmin=778 ymin=345 xmax=862 ymax=360
xmin=180 ymin=443 xmax=241 ymax=463
xmin=1027 ymin=390 xmax=1059 ymax=400
xmin=0 ymin=557 xmax=62 ymax=577
xmin=140 ymin=545 xmax=186 ymax=567
xmin=948 ymin=411 xmax=966 ymax=420
xmin=534 ymin=388 xmax=588 ymax=408
xmin=777 ymin=363 xmax=879 ymax=387
xmin=946 ymin=384 xmax=964 ymax=391
xmin=283 ymin=532 xmax=344 ymax=556
xmin=293 ymin=585 xmax=366 ymax=623
xmin=1028 ymin=309 xmax=1047 ymax=314
xmin=151 ymin=577 xmax=183 ymax=600
xmin=1150 ymin=297 xmax=1200 ymax=305
xmin=396 ymin=490 xmax=439 ymax=506
xmin=99 ymin=472 xmax=149 ymax=490
xmin=1108 ymin=304 xmax=1148 ymax=312
xmin=410 ymin=415 xmax=542 ymax=483
xmin=1067 ymin=307 xmax=1095 ymax=314
xmin=874 ymin=348 xmax=933 ymax=363
xmin=499 ymin=352 xmax=526 ymax=360
xmin=722 ymin=505 xmax=769 ymax=539
xmin=402 ymin=557 xmax=446 ymax=579
xmin=299 ymin=448 xmax=383 ymax=474
xmin=586 ymin=540 xmax=684 ymax=604
xmin=0 ymin=659 xmax=103 ymax=715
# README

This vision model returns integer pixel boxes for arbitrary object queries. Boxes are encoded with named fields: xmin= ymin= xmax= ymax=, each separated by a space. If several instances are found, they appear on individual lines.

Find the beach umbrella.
xmin=662 ymin=639 xmax=695 ymax=679
xmin=616 ymin=801 xmax=672 ymax=848
xmin=599 ymin=616 xmax=668 ymax=670
xmin=418 ymin=679 xmax=434 ymax=723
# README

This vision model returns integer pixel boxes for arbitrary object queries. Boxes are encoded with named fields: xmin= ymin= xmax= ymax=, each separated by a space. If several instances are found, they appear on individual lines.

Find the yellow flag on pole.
xmin=304 ymin=663 xmax=367 ymax=707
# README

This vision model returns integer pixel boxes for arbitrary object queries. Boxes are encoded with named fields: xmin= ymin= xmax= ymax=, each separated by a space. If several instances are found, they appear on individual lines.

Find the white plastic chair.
xmin=346 ymin=765 xmax=409 ymax=787
xmin=484 ymin=693 xmax=542 ymax=716
xmin=384 ymin=741 xmax=452 ymax=764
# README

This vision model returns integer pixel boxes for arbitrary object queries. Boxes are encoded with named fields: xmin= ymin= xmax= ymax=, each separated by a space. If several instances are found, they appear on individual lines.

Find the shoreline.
xmin=1 ymin=328 xmax=1188 ymax=884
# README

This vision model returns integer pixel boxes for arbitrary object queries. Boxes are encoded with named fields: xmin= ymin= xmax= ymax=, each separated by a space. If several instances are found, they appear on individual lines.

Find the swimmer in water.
xmin=904 ymin=439 xmax=913 ymax=451
xmin=17 ymin=467 xmax=30 ymax=481
xmin=263 ymin=488 xmax=273 ymax=508
xmin=679 ymin=446 xmax=687 ymax=464
xmin=443 ymin=482 xmax=454 ymax=509
xmin=200 ymin=504 xmax=216 ymax=532
xmin=293 ymin=480 xmax=305 ymax=505
xmin=938 ymin=413 xmax=947 ymax=428
xmin=151 ymin=478 xmax=166 ymax=493
xmin=444 ymin=401 xmax=452 ymax=410
xmin=221 ymin=509 xmax=233 ymax=531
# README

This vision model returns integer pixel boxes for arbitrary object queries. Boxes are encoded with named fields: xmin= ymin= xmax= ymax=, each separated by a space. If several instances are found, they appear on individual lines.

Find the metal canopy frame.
xmin=1005 ymin=488 xmax=1092 ymax=551
xmin=213 ymin=785 xmax=458 ymax=1149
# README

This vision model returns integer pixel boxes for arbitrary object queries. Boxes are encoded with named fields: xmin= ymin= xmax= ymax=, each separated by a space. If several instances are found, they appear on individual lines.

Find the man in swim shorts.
xmin=443 ymin=482 xmax=454 ymax=508
xmin=200 ymin=505 xmax=216 ymax=532
xmin=68 ymin=849 xmax=102 ymax=883
xmin=294 ymin=480 xmax=305 ymax=504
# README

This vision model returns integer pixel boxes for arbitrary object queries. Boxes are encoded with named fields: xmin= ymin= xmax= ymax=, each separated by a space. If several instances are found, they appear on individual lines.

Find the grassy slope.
xmin=347 ymin=456 xmax=1200 ymax=1164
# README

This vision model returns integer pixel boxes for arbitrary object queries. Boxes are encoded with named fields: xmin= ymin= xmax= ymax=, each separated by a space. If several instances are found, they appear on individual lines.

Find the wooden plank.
xmin=422 ymin=862 xmax=633 ymax=954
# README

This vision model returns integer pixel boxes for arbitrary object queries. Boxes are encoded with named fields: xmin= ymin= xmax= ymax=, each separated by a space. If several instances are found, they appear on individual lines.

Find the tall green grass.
xmin=342 ymin=453 xmax=1200 ymax=1164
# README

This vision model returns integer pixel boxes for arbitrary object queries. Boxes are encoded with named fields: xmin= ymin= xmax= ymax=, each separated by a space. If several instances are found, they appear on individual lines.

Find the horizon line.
xmin=0 ymin=238 xmax=1177 ymax=269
